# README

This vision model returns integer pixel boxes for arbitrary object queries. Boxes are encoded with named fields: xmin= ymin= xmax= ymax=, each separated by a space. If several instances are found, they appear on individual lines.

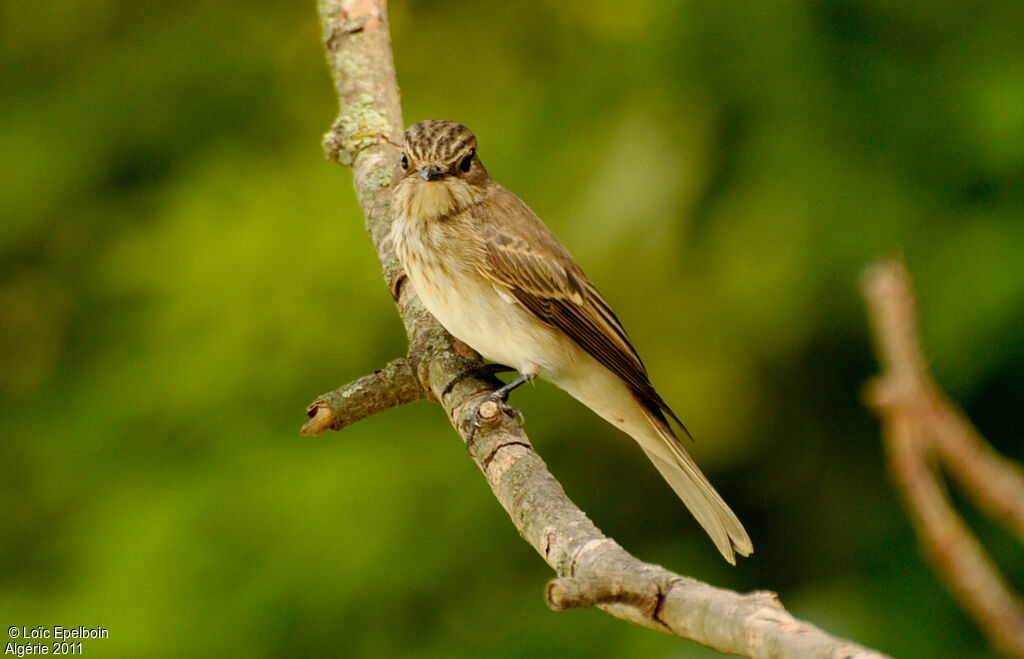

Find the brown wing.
xmin=473 ymin=185 xmax=687 ymax=432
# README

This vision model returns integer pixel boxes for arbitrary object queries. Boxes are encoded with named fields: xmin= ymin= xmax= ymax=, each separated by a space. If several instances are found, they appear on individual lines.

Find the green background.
xmin=3 ymin=0 xmax=1023 ymax=656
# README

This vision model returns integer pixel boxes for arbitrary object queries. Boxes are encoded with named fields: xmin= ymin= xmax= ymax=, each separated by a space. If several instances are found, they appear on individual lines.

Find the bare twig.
xmin=302 ymin=358 xmax=427 ymax=435
xmin=862 ymin=260 xmax=1024 ymax=657
xmin=308 ymin=1 xmax=888 ymax=656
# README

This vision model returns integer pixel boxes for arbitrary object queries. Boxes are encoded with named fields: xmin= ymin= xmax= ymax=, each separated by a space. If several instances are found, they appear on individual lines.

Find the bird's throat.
xmin=394 ymin=178 xmax=483 ymax=223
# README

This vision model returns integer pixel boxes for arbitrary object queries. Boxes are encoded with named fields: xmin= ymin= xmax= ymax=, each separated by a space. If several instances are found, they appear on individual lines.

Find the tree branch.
xmin=862 ymin=260 xmax=1024 ymax=657
xmin=302 ymin=358 xmax=427 ymax=435
xmin=308 ymin=1 xmax=887 ymax=656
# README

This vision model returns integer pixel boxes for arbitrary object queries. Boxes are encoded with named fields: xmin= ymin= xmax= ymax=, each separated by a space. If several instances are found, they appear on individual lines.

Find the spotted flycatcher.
xmin=390 ymin=120 xmax=752 ymax=563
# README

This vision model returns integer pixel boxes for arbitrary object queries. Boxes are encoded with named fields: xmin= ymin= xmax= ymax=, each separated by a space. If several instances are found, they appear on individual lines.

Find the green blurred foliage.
xmin=2 ymin=0 xmax=1022 ymax=656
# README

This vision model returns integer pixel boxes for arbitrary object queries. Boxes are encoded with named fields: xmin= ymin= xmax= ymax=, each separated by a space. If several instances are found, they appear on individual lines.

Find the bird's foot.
xmin=442 ymin=363 xmax=515 ymax=398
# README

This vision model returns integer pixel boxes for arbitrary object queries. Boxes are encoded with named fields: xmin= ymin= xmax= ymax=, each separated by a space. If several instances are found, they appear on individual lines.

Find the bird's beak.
xmin=418 ymin=165 xmax=445 ymax=181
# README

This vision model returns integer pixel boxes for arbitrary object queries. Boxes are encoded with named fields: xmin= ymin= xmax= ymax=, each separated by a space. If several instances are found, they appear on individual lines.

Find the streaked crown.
xmin=403 ymin=120 xmax=477 ymax=167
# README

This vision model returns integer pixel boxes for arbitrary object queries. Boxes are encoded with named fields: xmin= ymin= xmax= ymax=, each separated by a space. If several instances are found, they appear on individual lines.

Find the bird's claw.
xmin=442 ymin=363 xmax=515 ymax=398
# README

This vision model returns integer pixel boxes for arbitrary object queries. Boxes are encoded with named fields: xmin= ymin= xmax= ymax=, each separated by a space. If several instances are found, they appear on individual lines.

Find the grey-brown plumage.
xmin=390 ymin=120 xmax=752 ymax=563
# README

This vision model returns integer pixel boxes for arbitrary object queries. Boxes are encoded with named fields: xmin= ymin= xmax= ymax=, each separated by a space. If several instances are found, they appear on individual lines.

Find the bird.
xmin=389 ymin=119 xmax=752 ymax=564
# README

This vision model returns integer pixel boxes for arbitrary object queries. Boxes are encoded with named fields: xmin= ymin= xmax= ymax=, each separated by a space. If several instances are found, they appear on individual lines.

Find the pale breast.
xmin=391 ymin=214 xmax=571 ymax=377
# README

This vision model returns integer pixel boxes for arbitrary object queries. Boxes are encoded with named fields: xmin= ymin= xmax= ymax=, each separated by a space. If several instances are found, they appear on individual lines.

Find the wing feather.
xmin=473 ymin=187 xmax=686 ymax=431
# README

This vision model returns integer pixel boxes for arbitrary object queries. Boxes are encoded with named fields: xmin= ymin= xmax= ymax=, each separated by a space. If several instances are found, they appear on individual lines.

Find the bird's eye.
xmin=400 ymin=153 xmax=409 ymax=170
xmin=459 ymin=151 xmax=474 ymax=173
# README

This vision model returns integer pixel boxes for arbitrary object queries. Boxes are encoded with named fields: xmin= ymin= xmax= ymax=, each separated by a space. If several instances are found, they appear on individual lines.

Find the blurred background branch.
xmin=863 ymin=261 xmax=1024 ymax=657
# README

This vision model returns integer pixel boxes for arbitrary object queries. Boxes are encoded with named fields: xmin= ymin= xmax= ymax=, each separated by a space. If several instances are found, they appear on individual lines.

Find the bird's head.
xmin=393 ymin=120 xmax=489 ymax=221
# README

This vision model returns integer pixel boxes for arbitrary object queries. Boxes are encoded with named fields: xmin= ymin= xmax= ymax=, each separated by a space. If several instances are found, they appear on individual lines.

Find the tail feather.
xmin=634 ymin=404 xmax=752 ymax=564
xmin=641 ymin=438 xmax=753 ymax=564
xmin=553 ymin=362 xmax=752 ymax=563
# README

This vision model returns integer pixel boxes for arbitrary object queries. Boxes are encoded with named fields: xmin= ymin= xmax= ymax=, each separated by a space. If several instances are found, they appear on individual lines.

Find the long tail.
xmin=636 ymin=403 xmax=752 ymax=564
xmin=553 ymin=363 xmax=753 ymax=563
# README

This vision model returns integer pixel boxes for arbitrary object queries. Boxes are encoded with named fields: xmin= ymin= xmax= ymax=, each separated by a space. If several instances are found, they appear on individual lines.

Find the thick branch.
xmin=458 ymin=405 xmax=885 ymax=657
xmin=862 ymin=261 xmax=1024 ymax=657
xmin=311 ymin=1 xmax=886 ymax=656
